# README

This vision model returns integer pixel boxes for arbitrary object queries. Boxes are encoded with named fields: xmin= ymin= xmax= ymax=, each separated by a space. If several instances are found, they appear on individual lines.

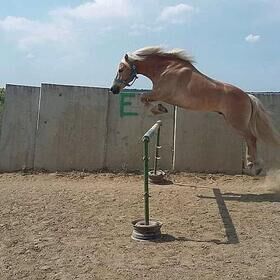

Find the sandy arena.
xmin=0 ymin=171 xmax=280 ymax=280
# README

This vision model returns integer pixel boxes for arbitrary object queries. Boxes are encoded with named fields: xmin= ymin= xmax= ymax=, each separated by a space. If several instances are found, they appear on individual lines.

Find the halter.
xmin=114 ymin=62 xmax=138 ymax=87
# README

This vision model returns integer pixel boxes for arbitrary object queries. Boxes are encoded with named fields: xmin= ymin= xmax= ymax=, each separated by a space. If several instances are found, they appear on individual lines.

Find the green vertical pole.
xmin=142 ymin=120 xmax=162 ymax=226
xmin=143 ymin=137 xmax=150 ymax=225
xmin=153 ymin=125 xmax=161 ymax=175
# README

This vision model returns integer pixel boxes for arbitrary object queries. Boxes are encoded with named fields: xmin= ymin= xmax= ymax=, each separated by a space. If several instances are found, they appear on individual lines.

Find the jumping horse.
xmin=110 ymin=46 xmax=280 ymax=175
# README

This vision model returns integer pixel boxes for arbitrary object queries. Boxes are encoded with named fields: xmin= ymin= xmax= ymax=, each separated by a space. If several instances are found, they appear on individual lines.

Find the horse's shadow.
xmin=198 ymin=191 xmax=280 ymax=203
xmin=220 ymin=192 xmax=280 ymax=203
xmin=196 ymin=188 xmax=280 ymax=245
xmin=153 ymin=188 xmax=240 ymax=245
xmin=156 ymin=188 xmax=280 ymax=245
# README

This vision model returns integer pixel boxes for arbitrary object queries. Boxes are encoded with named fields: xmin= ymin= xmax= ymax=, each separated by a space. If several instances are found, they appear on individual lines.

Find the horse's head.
xmin=110 ymin=54 xmax=138 ymax=94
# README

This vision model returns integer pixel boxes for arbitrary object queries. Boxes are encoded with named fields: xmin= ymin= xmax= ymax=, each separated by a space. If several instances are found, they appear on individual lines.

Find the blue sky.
xmin=0 ymin=0 xmax=279 ymax=91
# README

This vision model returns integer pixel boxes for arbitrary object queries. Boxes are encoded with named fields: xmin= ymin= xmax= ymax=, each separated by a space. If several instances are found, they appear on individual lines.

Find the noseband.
xmin=114 ymin=62 xmax=138 ymax=87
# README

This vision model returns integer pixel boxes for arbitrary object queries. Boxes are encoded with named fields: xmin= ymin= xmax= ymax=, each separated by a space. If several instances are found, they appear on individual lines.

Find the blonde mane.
xmin=127 ymin=46 xmax=195 ymax=64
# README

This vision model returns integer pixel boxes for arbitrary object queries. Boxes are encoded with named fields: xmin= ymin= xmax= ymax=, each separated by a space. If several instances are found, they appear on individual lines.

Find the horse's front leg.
xmin=140 ymin=93 xmax=152 ymax=107
xmin=140 ymin=92 xmax=168 ymax=115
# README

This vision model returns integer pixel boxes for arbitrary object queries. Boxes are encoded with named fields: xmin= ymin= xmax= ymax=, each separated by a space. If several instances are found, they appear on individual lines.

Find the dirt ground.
xmin=0 ymin=171 xmax=280 ymax=280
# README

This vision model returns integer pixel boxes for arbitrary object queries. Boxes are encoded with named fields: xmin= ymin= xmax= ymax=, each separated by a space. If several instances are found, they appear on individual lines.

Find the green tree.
xmin=0 ymin=88 xmax=5 ymax=112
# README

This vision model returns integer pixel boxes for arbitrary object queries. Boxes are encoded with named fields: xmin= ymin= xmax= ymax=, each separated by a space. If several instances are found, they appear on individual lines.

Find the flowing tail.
xmin=248 ymin=94 xmax=280 ymax=146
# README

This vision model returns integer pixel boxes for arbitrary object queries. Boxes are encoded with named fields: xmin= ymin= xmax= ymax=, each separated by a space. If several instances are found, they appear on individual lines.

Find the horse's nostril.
xmin=110 ymin=87 xmax=117 ymax=94
xmin=110 ymin=86 xmax=120 ymax=94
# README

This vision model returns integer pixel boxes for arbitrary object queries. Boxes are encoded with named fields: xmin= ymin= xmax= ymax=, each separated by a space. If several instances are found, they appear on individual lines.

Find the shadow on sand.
xmin=152 ymin=234 xmax=231 ymax=245
xmin=148 ymin=182 xmax=280 ymax=245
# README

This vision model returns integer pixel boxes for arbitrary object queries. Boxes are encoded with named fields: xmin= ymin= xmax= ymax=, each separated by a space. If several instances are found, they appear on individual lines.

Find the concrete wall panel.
xmin=1 ymin=84 xmax=279 ymax=174
xmin=34 ymin=84 xmax=109 ymax=171
xmin=254 ymin=94 xmax=280 ymax=170
xmin=0 ymin=85 xmax=40 ymax=171
xmin=174 ymin=109 xmax=243 ymax=174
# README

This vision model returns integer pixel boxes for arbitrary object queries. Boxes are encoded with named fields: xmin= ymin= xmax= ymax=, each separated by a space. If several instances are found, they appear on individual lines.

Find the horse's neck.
xmin=135 ymin=56 xmax=193 ymax=84
xmin=191 ymin=65 xmax=219 ymax=85
xmin=135 ymin=56 xmax=172 ymax=82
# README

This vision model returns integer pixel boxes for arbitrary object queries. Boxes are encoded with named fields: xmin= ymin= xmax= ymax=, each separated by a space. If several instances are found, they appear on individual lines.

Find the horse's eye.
xmin=119 ymin=69 xmax=124 ymax=73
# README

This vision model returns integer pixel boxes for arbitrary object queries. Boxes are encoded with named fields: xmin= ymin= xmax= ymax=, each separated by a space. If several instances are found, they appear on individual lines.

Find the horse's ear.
xmin=125 ymin=54 xmax=129 ymax=61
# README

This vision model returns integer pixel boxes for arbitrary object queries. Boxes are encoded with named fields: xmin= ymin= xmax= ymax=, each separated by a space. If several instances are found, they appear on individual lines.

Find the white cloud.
xmin=26 ymin=53 xmax=35 ymax=59
xmin=0 ymin=16 xmax=73 ymax=49
xmin=0 ymin=0 xmax=135 ymax=50
xmin=245 ymin=34 xmax=261 ymax=43
xmin=50 ymin=0 xmax=132 ymax=20
xmin=0 ymin=1 xmax=198 ymax=50
xmin=129 ymin=24 xmax=163 ymax=36
xmin=0 ymin=16 xmax=33 ymax=32
xmin=158 ymin=3 xmax=195 ymax=24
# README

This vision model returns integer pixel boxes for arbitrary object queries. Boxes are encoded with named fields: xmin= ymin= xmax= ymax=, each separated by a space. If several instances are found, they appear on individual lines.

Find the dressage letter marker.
xmin=119 ymin=92 xmax=138 ymax=118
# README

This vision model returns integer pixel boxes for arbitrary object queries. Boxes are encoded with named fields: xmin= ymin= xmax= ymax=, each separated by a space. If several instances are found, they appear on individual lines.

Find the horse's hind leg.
xmin=221 ymin=96 xmax=262 ymax=175
xmin=244 ymin=133 xmax=257 ymax=167
xmin=227 ymin=121 xmax=262 ymax=175
xmin=243 ymin=132 xmax=262 ymax=175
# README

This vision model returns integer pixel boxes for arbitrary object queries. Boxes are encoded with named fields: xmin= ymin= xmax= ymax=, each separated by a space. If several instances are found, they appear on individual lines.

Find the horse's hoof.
xmin=151 ymin=104 xmax=168 ymax=115
xmin=243 ymin=168 xmax=253 ymax=176
xmin=243 ymin=165 xmax=263 ymax=176
xmin=158 ymin=104 xmax=168 ymax=113
xmin=255 ymin=167 xmax=263 ymax=175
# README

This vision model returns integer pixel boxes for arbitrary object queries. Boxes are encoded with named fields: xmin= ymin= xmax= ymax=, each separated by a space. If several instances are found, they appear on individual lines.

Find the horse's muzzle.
xmin=110 ymin=85 xmax=120 ymax=95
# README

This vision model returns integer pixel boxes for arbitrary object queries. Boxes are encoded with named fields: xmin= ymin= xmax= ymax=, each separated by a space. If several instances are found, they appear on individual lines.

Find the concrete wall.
xmin=254 ymin=94 xmax=280 ymax=170
xmin=34 ymin=84 xmax=109 ymax=171
xmin=0 ymin=84 xmax=279 ymax=174
xmin=0 ymin=85 xmax=40 ymax=171
xmin=105 ymin=93 xmax=174 ymax=171
xmin=173 ymin=109 xmax=243 ymax=174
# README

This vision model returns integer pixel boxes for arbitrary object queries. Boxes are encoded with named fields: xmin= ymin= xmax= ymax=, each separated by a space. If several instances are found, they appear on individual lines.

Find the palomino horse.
xmin=110 ymin=46 xmax=280 ymax=175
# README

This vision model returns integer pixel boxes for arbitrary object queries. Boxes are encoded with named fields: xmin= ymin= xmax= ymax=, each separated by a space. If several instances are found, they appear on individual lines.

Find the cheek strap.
xmin=114 ymin=64 xmax=138 ymax=87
